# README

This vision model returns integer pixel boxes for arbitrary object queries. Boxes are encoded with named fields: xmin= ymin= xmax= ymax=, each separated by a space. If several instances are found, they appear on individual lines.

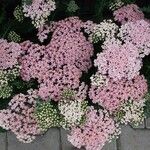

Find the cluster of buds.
xmin=13 ymin=5 xmax=24 ymax=22
xmin=8 ymin=31 xmax=21 ymax=43
xmin=34 ymin=101 xmax=62 ymax=131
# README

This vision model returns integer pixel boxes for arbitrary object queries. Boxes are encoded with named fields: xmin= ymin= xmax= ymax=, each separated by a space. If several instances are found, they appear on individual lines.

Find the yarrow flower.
xmin=35 ymin=101 xmax=62 ymax=131
xmin=13 ymin=5 xmax=24 ymax=22
xmin=114 ymin=99 xmax=145 ymax=125
xmin=58 ymin=89 xmax=88 ymax=127
xmin=37 ymin=24 xmax=50 ymax=42
xmin=89 ymin=75 xmax=148 ymax=112
xmin=109 ymin=0 xmax=124 ymax=11
xmin=0 ymin=90 xmax=41 ymax=143
xmin=8 ymin=31 xmax=21 ymax=43
xmin=0 ymin=39 xmax=21 ymax=70
xmin=46 ymin=17 xmax=94 ymax=72
xmin=37 ymin=21 xmax=56 ymax=42
xmin=90 ymin=73 xmax=109 ymax=87
xmin=68 ymin=107 xmax=121 ymax=150
xmin=118 ymin=20 xmax=150 ymax=58
xmin=22 ymin=0 xmax=56 ymax=28
xmin=20 ymin=17 xmax=93 ymax=101
xmin=83 ymin=20 xmax=96 ymax=35
xmin=113 ymin=4 xmax=144 ymax=24
xmin=88 ymin=20 xmax=119 ymax=43
xmin=94 ymin=39 xmax=142 ymax=80
xmin=0 ymin=66 xmax=20 ymax=99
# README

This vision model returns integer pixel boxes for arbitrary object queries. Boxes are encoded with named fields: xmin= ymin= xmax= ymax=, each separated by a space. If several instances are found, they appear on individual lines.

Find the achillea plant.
xmin=22 ymin=0 xmax=56 ymax=28
xmin=89 ymin=75 xmax=148 ymax=112
xmin=35 ymin=101 xmax=63 ymax=131
xmin=114 ymin=99 xmax=145 ymax=125
xmin=0 ymin=90 xmax=41 ymax=143
xmin=68 ymin=107 xmax=121 ymax=150
xmin=113 ymin=4 xmax=144 ymax=24
xmin=58 ymin=89 xmax=88 ymax=128
xmin=20 ymin=17 xmax=94 ymax=101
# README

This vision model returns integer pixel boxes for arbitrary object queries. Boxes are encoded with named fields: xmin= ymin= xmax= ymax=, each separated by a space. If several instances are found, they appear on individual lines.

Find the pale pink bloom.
xmin=113 ymin=4 xmax=144 ymax=24
xmin=89 ymin=75 xmax=148 ymax=112
xmin=68 ymin=107 xmax=120 ymax=150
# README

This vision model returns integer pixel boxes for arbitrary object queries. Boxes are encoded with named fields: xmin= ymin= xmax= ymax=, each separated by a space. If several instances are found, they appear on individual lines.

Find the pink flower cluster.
xmin=37 ymin=21 xmax=58 ymax=42
xmin=68 ymin=107 xmax=120 ymax=150
xmin=94 ymin=39 xmax=142 ymax=80
xmin=88 ymin=5 xmax=150 ymax=113
xmin=113 ymin=4 xmax=144 ymax=24
xmin=20 ymin=17 xmax=94 ymax=100
xmin=46 ymin=17 xmax=93 ymax=72
xmin=119 ymin=20 xmax=150 ymax=57
xmin=23 ymin=0 xmax=56 ymax=28
xmin=89 ymin=75 xmax=148 ymax=112
xmin=0 ymin=90 xmax=41 ymax=143
xmin=0 ymin=39 xmax=21 ymax=70
xmin=37 ymin=25 xmax=50 ymax=42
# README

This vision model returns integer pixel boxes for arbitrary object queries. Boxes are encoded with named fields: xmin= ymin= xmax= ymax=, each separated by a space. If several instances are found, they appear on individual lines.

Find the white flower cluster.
xmin=83 ymin=21 xmax=96 ymax=35
xmin=17 ymin=134 xmax=36 ymax=143
xmin=89 ymin=20 xmax=119 ymax=43
xmin=109 ymin=0 xmax=124 ymax=11
xmin=0 ymin=66 xmax=20 ymax=98
xmin=90 ymin=73 xmax=109 ymax=87
xmin=114 ymin=99 xmax=145 ymax=126
xmin=23 ymin=0 xmax=56 ymax=28
xmin=58 ymin=100 xmax=87 ymax=127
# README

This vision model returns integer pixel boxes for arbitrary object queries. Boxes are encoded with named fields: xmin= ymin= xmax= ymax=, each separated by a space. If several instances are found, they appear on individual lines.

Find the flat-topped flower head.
xmin=94 ymin=39 xmax=142 ymax=80
xmin=89 ymin=75 xmax=148 ymax=112
xmin=68 ymin=107 xmax=120 ymax=150
xmin=0 ymin=39 xmax=21 ymax=70
xmin=0 ymin=90 xmax=41 ymax=143
xmin=20 ymin=18 xmax=93 ymax=101
xmin=88 ymin=20 xmax=119 ymax=43
xmin=119 ymin=20 xmax=150 ymax=58
xmin=113 ymin=4 xmax=144 ymax=24
xmin=114 ymin=99 xmax=145 ymax=125
xmin=23 ymin=0 xmax=56 ymax=28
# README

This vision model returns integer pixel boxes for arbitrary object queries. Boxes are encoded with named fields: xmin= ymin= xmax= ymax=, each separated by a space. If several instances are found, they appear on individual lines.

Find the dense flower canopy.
xmin=89 ymin=75 xmax=148 ymax=112
xmin=119 ymin=20 xmax=150 ymax=57
xmin=0 ymin=1 xmax=150 ymax=149
xmin=0 ymin=39 xmax=21 ymax=70
xmin=23 ymin=0 xmax=56 ymax=28
xmin=94 ymin=39 xmax=142 ymax=80
xmin=20 ymin=17 xmax=94 ymax=100
xmin=0 ymin=90 xmax=41 ymax=143
xmin=68 ymin=107 xmax=120 ymax=150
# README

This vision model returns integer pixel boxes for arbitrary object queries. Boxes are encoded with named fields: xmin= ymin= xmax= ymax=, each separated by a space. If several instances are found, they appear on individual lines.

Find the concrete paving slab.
xmin=102 ymin=139 xmax=117 ymax=150
xmin=60 ymin=128 xmax=74 ymax=150
xmin=0 ymin=132 xmax=6 ymax=150
xmin=7 ymin=128 xmax=60 ymax=150
xmin=146 ymin=118 xmax=150 ymax=129
xmin=119 ymin=125 xmax=150 ymax=150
